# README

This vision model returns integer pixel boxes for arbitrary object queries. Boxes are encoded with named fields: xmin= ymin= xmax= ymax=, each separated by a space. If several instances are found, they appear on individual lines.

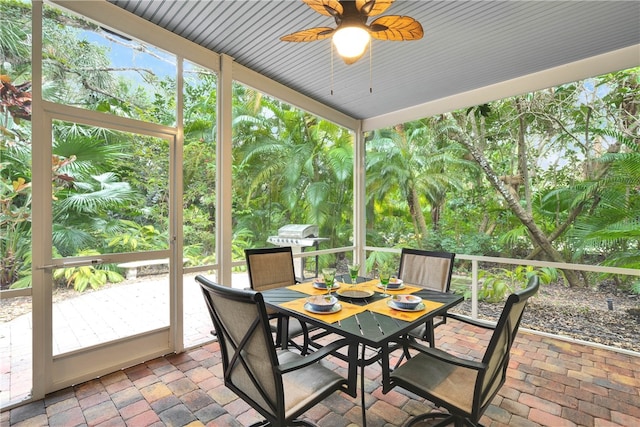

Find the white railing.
xmin=454 ymin=253 xmax=640 ymax=318
xmin=298 ymin=246 xmax=640 ymax=319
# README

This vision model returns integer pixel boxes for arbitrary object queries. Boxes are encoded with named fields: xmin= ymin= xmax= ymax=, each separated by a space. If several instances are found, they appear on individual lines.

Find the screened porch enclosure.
xmin=0 ymin=0 xmax=638 ymax=412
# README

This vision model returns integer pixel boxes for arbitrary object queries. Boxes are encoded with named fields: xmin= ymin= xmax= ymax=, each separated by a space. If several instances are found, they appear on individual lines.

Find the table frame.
xmin=262 ymin=277 xmax=463 ymax=427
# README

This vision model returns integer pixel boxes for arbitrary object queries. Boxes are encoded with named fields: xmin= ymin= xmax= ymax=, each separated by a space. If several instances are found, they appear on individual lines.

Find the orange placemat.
xmin=353 ymin=279 xmax=423 ymax=295
xmin=289 ymin=279 xmax=422 ymax=296
xmin=365 ymin=297 xmax=445 ymax=322
xmin=287 ymin=281 xmax=346 ymax=295
xmin=279 ymin=297 xmax=367 ymax=323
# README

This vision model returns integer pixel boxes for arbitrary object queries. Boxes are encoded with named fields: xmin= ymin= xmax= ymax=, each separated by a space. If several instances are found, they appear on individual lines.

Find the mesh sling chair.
xmin=245 ymin=247 xmax=317 ymax=354
xmin=398 ymin=249 xmax=456 ymax=347
xmin=196 ymin=275 xmax=357 ymax=427
xmin=386 ymin=275 xmax=540 ymax=427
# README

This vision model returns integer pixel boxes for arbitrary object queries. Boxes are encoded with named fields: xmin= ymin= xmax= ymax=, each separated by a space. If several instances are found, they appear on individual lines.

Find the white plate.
xmin=377 ymin=282 xmax=405 ymax=290
xmin=336 ymin=288 xmax=374 ymax=299
xmin=313 ymin=281 xmax=340 ymax=290
xmin=387 ymin=300 xmax=425 ymax=312
xmin=304 ymin=302 xmax=342 ymax=314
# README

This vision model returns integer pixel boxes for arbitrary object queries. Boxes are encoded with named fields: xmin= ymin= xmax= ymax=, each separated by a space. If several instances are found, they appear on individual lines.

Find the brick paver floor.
xmin=3 ymin=319 xmax=639 ymax=427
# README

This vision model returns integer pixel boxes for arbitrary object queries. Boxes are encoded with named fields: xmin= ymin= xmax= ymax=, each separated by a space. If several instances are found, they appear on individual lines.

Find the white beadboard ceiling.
xmin=108 ymin=0 xmax=640 ymax=122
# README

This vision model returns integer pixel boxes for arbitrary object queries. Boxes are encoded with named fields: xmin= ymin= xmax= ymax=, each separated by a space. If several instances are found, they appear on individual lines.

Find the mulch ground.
xmin=452 ymin=280 xmax=640 ymax=352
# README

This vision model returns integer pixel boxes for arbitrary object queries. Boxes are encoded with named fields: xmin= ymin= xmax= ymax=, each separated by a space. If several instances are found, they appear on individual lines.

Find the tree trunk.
xmin=431 ymin=203 xmax=441 ymax=231
xmin=515 ymin=98 xmax=533 ymax=214
xmin=454 ymin=123 xmax=581 ymax=287
xmin=408 ymin=186 xmax=429 ymax=241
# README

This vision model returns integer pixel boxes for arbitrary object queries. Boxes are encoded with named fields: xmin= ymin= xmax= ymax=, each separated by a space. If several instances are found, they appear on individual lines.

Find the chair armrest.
xmin=447 ymin=313 xmax=496 ymax=330
xmin=405 ymin=339 xmax=485 ymax=371
xmin=277 ymin=338 xmax=355 ymax=374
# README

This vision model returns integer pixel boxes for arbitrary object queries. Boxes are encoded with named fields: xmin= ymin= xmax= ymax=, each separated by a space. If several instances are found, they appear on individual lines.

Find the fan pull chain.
xmin=369 ymin=38 xmax=373 ymax=94
xmin=330 ymin=42 xmax=334 ymax=96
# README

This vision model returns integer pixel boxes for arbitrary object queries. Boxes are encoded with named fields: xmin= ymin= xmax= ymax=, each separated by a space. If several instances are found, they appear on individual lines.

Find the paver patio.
xmin=3 ymin=316 xmax=639 ymax=426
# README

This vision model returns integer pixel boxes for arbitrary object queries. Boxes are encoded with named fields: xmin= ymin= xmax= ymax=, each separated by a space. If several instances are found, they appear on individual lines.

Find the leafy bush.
xmin=52 ymin=250 xmax=124 ymax=292
xmin=107 ymin=221 xmax=167 ymax=252
xmin=364 ymin=251 xmax=399 ymax=276
xmin=478 ymin=265 xmax=557 ymax=303
xmin=54 ymin=264 xmax=124 ymax=292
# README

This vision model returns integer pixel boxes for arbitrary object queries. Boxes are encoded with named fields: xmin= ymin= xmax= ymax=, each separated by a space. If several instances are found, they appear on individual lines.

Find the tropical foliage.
xmin=477 ymin=266 xmax=558 ymax=303
xmin=1 ymin=1 xmax=638 ymax=294
xmin=366 ymin=71 xmax=639 ymax=289
xmin=232 ymin=87 xmax=354 ymax=251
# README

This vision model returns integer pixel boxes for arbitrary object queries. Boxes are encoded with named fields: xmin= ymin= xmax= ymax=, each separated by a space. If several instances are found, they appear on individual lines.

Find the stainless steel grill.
xmin=267 ymin=224 xmax=326 ymax=279
xmin=267 ymin=224 xmax=325 ymax=247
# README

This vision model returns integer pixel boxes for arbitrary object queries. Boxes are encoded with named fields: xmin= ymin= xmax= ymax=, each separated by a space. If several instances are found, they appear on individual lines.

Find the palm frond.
xmin=54 ymin=178 xmax=137 ymax=214
xmin=52 ymin=223 xmax=96 ymax=256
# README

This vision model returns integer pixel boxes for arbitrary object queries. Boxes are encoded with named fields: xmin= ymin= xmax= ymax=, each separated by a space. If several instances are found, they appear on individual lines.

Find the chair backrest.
xmin=475 ymin=275 xmax=540 ymax=416
xmin=196 ymin=275 xmax=284 ymax=422
xmin=245 ymin=246 xmax=297 ymax=291
xmin=398 ymin=248 xmax=456 ymax=292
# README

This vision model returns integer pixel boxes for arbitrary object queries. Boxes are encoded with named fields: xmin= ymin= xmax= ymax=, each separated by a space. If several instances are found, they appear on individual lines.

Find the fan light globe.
xmin=332 ymin=26 xmax=370 ymax=59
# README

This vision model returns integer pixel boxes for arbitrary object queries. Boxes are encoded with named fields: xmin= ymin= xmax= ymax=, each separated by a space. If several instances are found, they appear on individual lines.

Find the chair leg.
xmin=404 ymin=412 xmax=482 ymax=427
xmin=426 ymin=323 xmax=436 ymax=348
xmin=248 ymin=420 xmax=318 ymax=427
xmin=404 ymin=412 xmax=451 ymax=426
xmin=385 ymin=335 xmax=415 ymax=370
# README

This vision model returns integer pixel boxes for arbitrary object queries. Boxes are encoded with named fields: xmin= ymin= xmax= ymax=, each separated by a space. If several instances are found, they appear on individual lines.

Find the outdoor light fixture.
xmin=281 ymin=0 xmax=423 ymax=65
xmin=332 ymin=25 xmax=370 ymax=63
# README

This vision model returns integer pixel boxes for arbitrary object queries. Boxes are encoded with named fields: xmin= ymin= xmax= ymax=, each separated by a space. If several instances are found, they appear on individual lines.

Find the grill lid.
xmin=277 ymin=224 xmax=318 ymax=238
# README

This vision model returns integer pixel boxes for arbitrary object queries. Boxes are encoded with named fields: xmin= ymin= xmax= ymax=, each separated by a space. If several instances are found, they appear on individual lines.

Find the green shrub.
xmin=52 ymin=250 xmax=124 ymax=292
xmin=478 ymin=265 xmax=557 ymax=303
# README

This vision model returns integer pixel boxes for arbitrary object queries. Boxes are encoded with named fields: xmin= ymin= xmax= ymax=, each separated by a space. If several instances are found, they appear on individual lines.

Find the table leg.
xmin=381 ymin=343 xmax=391 ymax=393
xmin=279 ymin=316 xmax=289 ymax=350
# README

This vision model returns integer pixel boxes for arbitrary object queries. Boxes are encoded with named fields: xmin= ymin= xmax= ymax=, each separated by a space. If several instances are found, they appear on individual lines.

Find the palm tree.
xmin=569 ymin=135 xmax=640 ymax=286
xmin=233 ymin=89 xmax=354 ymax=248
xmin=366 ymin=117 xmax=474 ymax=245
xmin=48 ymin=121 xmax=142 ymax=256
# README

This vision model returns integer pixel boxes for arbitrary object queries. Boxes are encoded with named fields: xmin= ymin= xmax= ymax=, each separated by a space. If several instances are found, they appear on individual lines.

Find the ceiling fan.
xmin=281 ymin=0 xmax=424 ymax=65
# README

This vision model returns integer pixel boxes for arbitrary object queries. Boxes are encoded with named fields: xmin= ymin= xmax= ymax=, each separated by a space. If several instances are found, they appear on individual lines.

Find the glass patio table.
xmin=261 ymin=275 xmax=464 ymax=427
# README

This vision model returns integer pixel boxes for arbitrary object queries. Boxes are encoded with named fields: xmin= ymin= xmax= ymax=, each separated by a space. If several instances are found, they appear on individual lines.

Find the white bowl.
xmin=386 ymin=278 xmax=403 ymax=288
xmin=306 ymin=295 xmax=338 ymax=312
xmin=392 ymin=294 xmax=422 ymax=310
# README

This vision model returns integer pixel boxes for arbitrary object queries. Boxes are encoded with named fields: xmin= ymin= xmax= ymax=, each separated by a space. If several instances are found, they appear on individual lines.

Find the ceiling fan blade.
xmin=280 ymin=27 xmax=335 ymax=42
xmin=369 ymin=15 xmax=424 ymax=41
xmin=356 ymin=0 xmax=394 ymax=17
xmin=302 ymin=0 xmax=343 ymax=17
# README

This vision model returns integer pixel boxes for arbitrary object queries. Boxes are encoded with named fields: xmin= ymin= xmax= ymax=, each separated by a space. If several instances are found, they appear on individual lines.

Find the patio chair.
xmin=398 ymin=248 xmax=456 ymax=347
xmin=245 ymin=247 xmax=316 ymax=354
xmin=386 ymin=275 xmax=540 ymax=427
xmin=196 ymin=275 xmax=357 ymax=427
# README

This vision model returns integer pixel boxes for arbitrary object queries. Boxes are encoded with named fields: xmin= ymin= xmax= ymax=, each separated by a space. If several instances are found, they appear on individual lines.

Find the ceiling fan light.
xmin=332 ymin=26 xmax=370 ymax=59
